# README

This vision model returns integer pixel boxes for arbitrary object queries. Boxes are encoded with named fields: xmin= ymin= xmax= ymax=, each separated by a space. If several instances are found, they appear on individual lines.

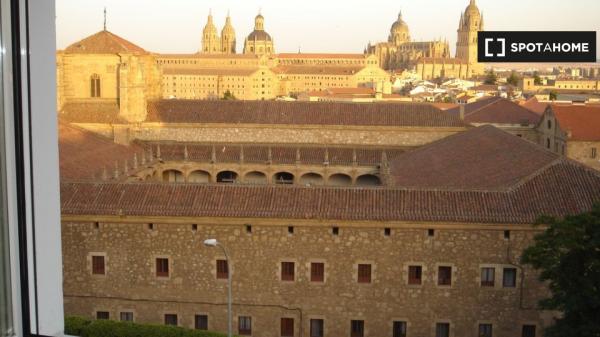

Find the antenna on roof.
xmin=103 ymin=7 xmax=107 ymax=31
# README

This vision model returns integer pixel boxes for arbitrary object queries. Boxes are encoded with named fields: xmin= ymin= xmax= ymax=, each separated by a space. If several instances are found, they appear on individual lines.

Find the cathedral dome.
xmin=390 ymin=11 xmax=409 ymax=34
xmin=247 ymin=30 xmax=272 ymax=41
xmin=246 ymin=12 xmax=272 ymax=41
xmin=389 ymin=11 xmax=410 ymax=44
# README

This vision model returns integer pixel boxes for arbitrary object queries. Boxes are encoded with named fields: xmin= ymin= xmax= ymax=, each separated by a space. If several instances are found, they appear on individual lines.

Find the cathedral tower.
xmin=221 ymin=12 xmax=236 ymax=54
xmin=456 ymin=0 xmax=483 ymax=64
xmin=201 ymin=10 xmax=221 ymax=53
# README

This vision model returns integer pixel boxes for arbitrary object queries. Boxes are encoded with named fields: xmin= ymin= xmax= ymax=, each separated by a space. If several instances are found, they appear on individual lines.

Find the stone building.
xmin=521 ymin=77 xmax=600 ymax=93
xmin=536 ymin=104 xmax=600 ymax=171
xmin=446 ymin=97 xmax=542 ymax=143
xmin=58 ymin=120 xmax=600 ymax=337
xmin=367 ymin=0 xmax=484 ymax=79
xmin=56 ymin=30 xmax=162 ymax=123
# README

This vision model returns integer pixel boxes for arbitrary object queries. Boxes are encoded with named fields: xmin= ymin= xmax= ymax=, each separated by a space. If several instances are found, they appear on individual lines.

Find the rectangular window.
xmin=239 ymin=316 xmax=252 ymax=335
xmin=164 ymin=314 xmax=178 ymax=326
xmin=310 ymin=319 xmax=324 ymax=337
xmin=311 ymin=262 xmax=325 ymax=282
xmin=281 ymin=262 xmax=295 ymax=281
xmin=408 ymin=265 xmax=422 ymax=285
xmin=92 ymin=255 xmax=105 ymax=275
xmin=522 ymin=325 xmax=536 ymax=337
xmin=479 ymin=324 xmax=493 ymax=337
xmin=591 ymin=147 xmax=597 ymax=159
xmin=481 ymin=267 xmax=495 ymax=287
xmin=96 ymin=311 xmax=109 ymax=320
xmin=195 ymin=315 xmax=208 ymax=330
xmin=119 ymin=312 xmax=133 ymax=322
xmin=357 ymin=264 xmax=372 ymax=283
xmin=436 ymin=323 xmax=450 ymax=337
xmin=393 ymin=321 xmax=407 ymax=337
xmin=350 ymin=320 xmax=364 ymax=337
xmin=217 ymin=259 xmax=228 ymax=279
xmin=503 ymin=268 xmax=517 ymax=287
xmin=438 ymin=266 xmax=452 ymax=286
xmin=281 ymin=317 xmax=294 ymax=337
xmin=156 ymin=258 xmax=169 ymax=277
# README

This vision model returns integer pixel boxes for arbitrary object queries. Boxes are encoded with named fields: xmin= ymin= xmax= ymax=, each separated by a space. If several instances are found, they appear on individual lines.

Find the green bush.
xmin=65 ymin=316 xmax=230 ymax=337
xmin=65 ymin=316 xmax=91 ymax=336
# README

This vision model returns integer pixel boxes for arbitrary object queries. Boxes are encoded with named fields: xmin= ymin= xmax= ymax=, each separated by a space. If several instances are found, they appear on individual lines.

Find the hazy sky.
xmin=56 ymin=0 xmax=600 ymax=57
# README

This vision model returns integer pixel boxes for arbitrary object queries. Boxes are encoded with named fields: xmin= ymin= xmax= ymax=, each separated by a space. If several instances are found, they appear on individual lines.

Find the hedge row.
xmin=65 ymin=316 xmax=231 ymax=337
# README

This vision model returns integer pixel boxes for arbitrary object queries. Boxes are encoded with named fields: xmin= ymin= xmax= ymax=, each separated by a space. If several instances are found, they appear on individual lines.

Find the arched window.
xmin=90 ymin=74 xmax=101 ymax=98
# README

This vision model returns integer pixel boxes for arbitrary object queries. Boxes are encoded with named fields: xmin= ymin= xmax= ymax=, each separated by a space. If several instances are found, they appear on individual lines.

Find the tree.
xmin=507 ymin=71 xmax=520 ymax=87
xmin=533 ymin=71 xmax=542 ymax=85
xmin=549 ymin=91 xmax=558 ymax=101
xmin=483 ymin=69 xmax=497 ymax=85
xmin=521 ymin=204 xmax=600 ymax=337
xmin=222 ymin=90 xmax=236 ymax=100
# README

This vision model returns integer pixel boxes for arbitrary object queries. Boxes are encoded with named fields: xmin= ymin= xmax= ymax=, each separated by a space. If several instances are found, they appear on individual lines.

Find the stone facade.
xmin=62 ymin=218 xmax=551 ymax=337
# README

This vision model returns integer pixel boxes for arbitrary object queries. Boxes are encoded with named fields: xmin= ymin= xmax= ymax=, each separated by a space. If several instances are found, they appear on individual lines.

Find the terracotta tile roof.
xmin=274 ymin=66 xmax=365 ymax=75
xmin=59 ymin=122 xmax=144 ymax=181
xmin=64 ymin=30 xmax=146 ymax=54
xmin=552 ymin=105 xmax=600 ymax=141
xmin=140 ymin=142 xmax=408 ymax=166
xmin=390 ymin=125 xmax=560 ymax=190
xmin=520 ymin=97 xmax=549 ymax=115
xmin=162 ymin=68 xmax=259 ymax=76
xmin=60 ymin=101 xmax=123 ymax=124
xmin=145 ymin=100 xmax=468 ymax=127
xmin=447 ymin=97 xmax=542 ymax=125
xmin=60 ymin=158 xmax=600 ymax=224
xmin=277 ymin=53 xmax=366 ymax=59
xmin=431 ymin=103 xmax=459 ymax=110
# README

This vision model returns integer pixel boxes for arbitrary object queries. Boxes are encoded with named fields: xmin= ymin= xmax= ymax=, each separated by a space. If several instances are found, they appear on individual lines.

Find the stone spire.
xmin=221 ymin=11 xmax=236 ymax=54
xmin=202 ymin=9 xmax=221 ymax=53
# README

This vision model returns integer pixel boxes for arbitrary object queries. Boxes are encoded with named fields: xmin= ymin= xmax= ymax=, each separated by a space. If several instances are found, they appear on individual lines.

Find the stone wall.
xmin=567 ymin=141 xmax=600 ymax=171
xmin=62 ymin=218 xmax=551 ymax=337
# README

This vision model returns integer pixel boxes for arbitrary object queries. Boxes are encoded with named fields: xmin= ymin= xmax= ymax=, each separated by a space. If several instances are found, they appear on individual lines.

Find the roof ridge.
xmin=506 ymin=157 xmax=564 ymax=192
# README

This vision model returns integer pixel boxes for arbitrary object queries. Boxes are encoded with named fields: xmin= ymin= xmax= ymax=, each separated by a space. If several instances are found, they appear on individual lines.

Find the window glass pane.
xmin=310 ymin=319 xmax=323 ymax=337
xmin=503 ymin=268 xmax=517 ymax=287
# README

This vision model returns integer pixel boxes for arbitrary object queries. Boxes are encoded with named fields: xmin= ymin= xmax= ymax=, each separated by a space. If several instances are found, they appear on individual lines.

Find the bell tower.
xmin=456 ymin=0 xmax=483 ymax=65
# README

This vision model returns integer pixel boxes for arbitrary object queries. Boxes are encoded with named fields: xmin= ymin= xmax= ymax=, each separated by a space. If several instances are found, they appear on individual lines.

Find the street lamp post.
xmin=203 ymin=239 xmax=232 ymax=337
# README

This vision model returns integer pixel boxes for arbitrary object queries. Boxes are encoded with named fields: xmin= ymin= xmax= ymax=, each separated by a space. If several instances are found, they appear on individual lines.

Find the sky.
xmin=56 ymin=0 xmax=600 ymax=58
